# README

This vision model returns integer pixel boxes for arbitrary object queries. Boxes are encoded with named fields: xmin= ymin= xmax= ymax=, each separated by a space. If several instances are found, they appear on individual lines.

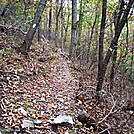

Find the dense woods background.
xmin=0 ymin=0 xmax=134 ymax=133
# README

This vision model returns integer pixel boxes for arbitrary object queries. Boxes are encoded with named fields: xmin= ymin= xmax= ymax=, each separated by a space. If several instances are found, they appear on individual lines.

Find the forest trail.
xmin=1 ymin=45 xmax=133 ymax=134
xmin=0 ymin=47 xmax=83 ymax=133
xmin=44 ymin=49 xmax=79 ymax=116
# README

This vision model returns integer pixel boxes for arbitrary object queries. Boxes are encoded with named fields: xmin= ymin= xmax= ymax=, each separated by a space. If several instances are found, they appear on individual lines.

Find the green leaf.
xmin=99 ymin=89 xmax=106 ymax=93
xmin=0 ymin=49 xmax=7 ymax=54
xmin=18 ymin=68 xmax=24 ymax=73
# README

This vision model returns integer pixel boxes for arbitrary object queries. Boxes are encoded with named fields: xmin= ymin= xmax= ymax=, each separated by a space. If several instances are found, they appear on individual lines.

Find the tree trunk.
xmin=55 ymin=0 xmax=63 ymax=47
xmin=48 ymin=0 xmax=52 ymax=40
xmin=76 ymin=0 xmax=83 ymax=61
xmin=60 ymin=3 xmax=64 ymax=52
xmin=109 ymin=1 xmax=126 ymax=89
xmin=55 ymin=0 xmax=59 ymax=47
xmin=109 ymin=44 xmax=117 ymax=90
xmin=96 ymin=0 xmax=133 ymax=91
xmin=87 ymin=0 xmax=100 ymax=63
xmin=64 ymin=1 xmax=70 ymax=44
xmin=38 ymin=22 xmax=42 ymax=43
xmin=77 ymin=0 xmax=83 ymax=45
xmin=70 ymin=0 xmax=77 ymax=60
xmin=97 ymin=0 xmax=107 ymax=80
xmin=20 ymin=0 xmax=48 ymax=54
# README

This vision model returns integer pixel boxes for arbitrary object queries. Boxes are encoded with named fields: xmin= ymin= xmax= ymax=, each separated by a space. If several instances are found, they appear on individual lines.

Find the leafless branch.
xmin=98 ymin=127 xmax=111 ymax=134
xmin=98 ymin=94 xmax=116 ymax=124
xmin=112 ymin=91 xmax=129 ymax=114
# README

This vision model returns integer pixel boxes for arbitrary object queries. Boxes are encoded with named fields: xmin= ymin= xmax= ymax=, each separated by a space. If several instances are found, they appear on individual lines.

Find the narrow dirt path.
xmin=45 ymin=49 xmax=79 ymax=117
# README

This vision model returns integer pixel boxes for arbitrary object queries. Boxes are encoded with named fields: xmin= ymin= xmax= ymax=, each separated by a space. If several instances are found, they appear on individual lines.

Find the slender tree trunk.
xmin=110 ymin=0 xmax=126 ymax=89
xmin=55 ymin=0 xmax=63 ymax=47
xmin=109 ymin=43 xmax=117 ymax=90
xmin=77 ymin=0 xmax=83 ymax=45
xmin=76 ymin=0 xmax=83 ymax=61
xmin=96 ymin=0 xmax=133 ymax=91
xmin=131 ymin=33 xmax=134 ymax=77
xmin=48 ymin=0 xmax=52 ymax=40
xmin=60 ymin=3 xmax=64 ymax=52
xmin=70 ymin=0 xmax=77 ymax=60
xmin=38 ymin=21 xmax=42 ymax=43
xmin=55 ymin=0 xmax=59 ymax=47
xmin=64 ymin=6 xmax=70 ymax=43
xmin=55 ymin=15 xmax=59 ymax=47
xmin=87 ymin=0 xmax=100 ymax=63
xmin=44 ymin=9 xmax=48 ymax=38
xmin=95 ymin=27 xmax=99 ymax=51
xmin=20 ymin=0 xmax=48 ymax=54
xmin=97 ymin=0 xmax=107 ymax=80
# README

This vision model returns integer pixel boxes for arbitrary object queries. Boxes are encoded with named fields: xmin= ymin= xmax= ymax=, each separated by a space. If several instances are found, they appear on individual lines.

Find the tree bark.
xmin=70 ymin=0 xmax=77 ymax=60
xmin=48 ymin=0 xmax=52 ymax=40
xmin=109 ymin=44 xmax=117 ymax=90
xmin=87 ymin=0 xmax=100 ymax=63
xmin=96 ymin=0 xmax=134 ymax=91
xmin=60 ymin=2 xmax=64 ymax=52
xmin=38 ymin=22 xmax=42 ymax=43
xmin=77 ymin=0 xmax=83 ymax=45
xmin=109 ymin=0 xmax=126 ymax=89
xmin=55 ymin=0 xmax=63 ymax=47
xmin=64 ymin=1 xmax=70 ymax=44
xmin=20 ymin=0 xmax=48 ymax=54
xmin=97 ymin=0 xmax=107 ymax=80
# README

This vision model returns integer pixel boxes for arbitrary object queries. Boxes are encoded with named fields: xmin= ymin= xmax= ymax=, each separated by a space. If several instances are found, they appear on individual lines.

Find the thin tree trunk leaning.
xmin=97 ymin=0 xmax=107 ymax=80
xmin=96 ymin=0 xmax=134 ymax=92
xmin=109 ymin=1 xmax=126 ymax=90
xmin=20 ymin=0 xmax=48 ymax=55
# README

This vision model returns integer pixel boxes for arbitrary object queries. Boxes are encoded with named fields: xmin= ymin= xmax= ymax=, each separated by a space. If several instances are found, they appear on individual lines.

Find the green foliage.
xmin=0 ymin=49 xmax=7 ymax=54
xmin=0 ymin=48 xmax=12 ymax=57
xmin=117 ymin=54 xmax=134 ymax=82
xmin=42 ymin=65 xmax=46 ymax=74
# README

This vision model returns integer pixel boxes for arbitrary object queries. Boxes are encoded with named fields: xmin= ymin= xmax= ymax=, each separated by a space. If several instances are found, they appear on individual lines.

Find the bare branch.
xmin=98 ymin=94 xmax=116 ymax=124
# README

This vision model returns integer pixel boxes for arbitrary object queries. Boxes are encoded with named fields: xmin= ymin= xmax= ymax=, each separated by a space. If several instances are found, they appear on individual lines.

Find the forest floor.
xmin=0 ymin=39 xmax=134 ymax=134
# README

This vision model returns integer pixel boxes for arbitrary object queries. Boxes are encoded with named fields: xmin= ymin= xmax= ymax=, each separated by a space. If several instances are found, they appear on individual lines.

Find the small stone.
xmin=77 ymin=111 xmax=89 ymax=124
